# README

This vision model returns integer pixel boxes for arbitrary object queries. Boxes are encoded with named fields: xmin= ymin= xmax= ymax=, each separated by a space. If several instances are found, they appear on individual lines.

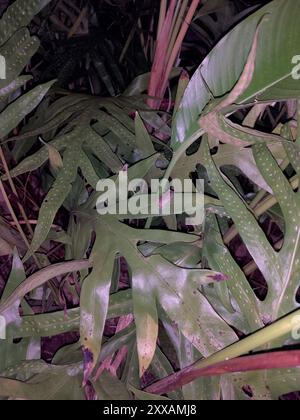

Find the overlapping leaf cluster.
xmin=0 ymin=0 xmax=300 ymax=401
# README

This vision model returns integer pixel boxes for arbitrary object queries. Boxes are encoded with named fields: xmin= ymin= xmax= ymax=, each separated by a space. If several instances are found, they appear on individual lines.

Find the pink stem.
xmin=148 ymin=0 xmax=177 ymax=109
xmin=159 ymin=0 xmax=200 ymax=99
xmin=145 ymin=350 xmax=300 ymax=395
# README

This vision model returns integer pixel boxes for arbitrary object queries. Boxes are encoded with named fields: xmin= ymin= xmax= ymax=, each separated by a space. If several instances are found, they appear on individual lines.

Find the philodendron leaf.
xmin=0 ymin=257 xmax=91 ymax=377
xmin=172 ymin=0 xmax=300 ymax=149
xmin=5 ymin=289 xmax=132 ymax=339
xmin=1 ymin=248 xmax=26 ymax=303
xmin=0 ymin=76 xmax=32 ymax=101
xmin=0 ymin=259 xmax=92 ymax=325
xmin=200 ymin=122 xmax=300 ymax=383
xmin=5 ymin=132 xmax=74 ymax=179
xmin=150 ymin=346 xmax=183 ymax=400
xmin=0 ymin=80 xmax=55 ymax=139
xmin=11 ymin=101 xmax=145 ymax=259
xmin=80 ymin=215 xmax=236 ymax=380
xmin=134 ymin=112 xmax=156 ymax=158
xmin=213 ymin=144 xmax=273 ymax=193
xmin=44 ymin=141 xmax=64 ymax=174
xmin=23 ymin=139 xmax=82 ymax=261
xmin=231 ymin=368 xmax=300 ymax=400
xmin=0 ymin=0 xmax=52 ymax=47
xmin=203 ymin=214 xmax=263 ymax=334
xmin=201 ymin=137 xmax=280 ymax=297
xmin=0 ymin=28 xmax=39 ymax=91
xmin=0 ymin=364 xmax=85 ymax=400
xmin=0 ymin=250 xmax=36 ymax=373
xmin=179 ymin=333 xmax=221 ymax=401
xmin=251 ymin=142 xmax=300 ymax=321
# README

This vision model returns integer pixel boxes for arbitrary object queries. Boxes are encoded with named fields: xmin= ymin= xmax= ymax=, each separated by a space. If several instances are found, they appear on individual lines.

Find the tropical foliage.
xmin=0 ymin=0 xmax=299 ymax=400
